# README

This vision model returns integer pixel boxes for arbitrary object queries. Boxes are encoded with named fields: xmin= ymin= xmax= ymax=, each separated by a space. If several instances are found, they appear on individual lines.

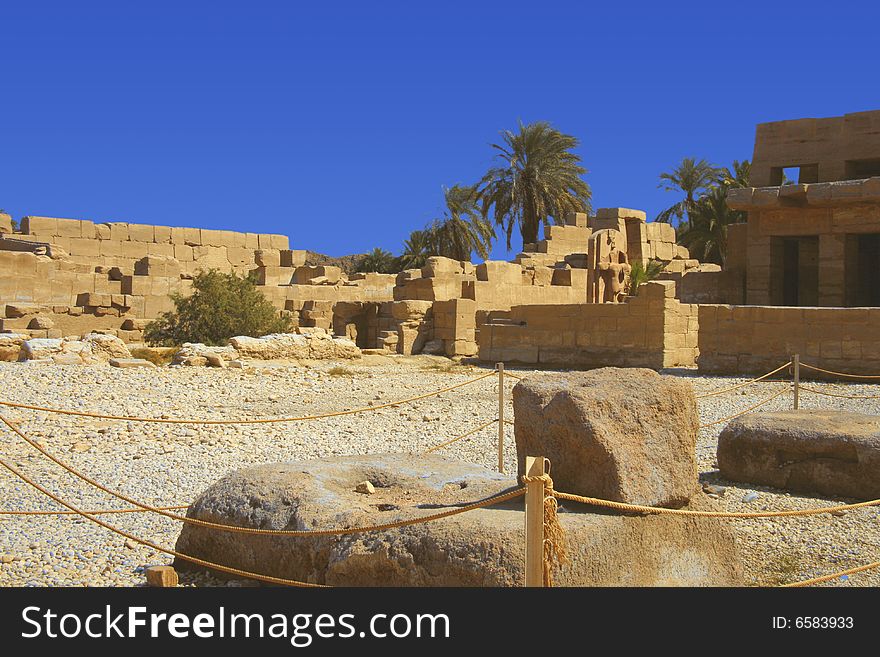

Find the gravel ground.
xmin=0 ymin=355 xmax=878 ymax=588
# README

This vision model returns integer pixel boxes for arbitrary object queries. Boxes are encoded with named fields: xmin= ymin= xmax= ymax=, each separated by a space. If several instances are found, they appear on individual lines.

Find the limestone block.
xmin=173 ymin=244 xmax=194 ymax=262
xmin=94 ymin=224 xmax=111 ymax=240
xmin=153 ymin=226 xmax=173 ymax=243
xmin=254 ymin=249 xmax=281 ymax=267
xmin=0 ymin=333 xmax=27 ymax=361
xmin=596 ymin=207 xmax=647 ymax=222
xmin=147 ymin=242 xmax=175 ymax=258
xmin=475 ymin=261 xmax=522 ymax=285
xmin=20 ymin=216 xmax=57 ymax=236
xmin=280 ymin=249 xmax=307 ymax=268
xmin=0 ymin=213 xmax=13 ymax=233
xmin=128 ymin=223 xmax=155 ymax=242
xmin=245 ymin=233 xmax=259 ymax=249
xmin=107 ymin=222 xmax=130 ymax=241
xmin=513 ymin=368 xmax=698 ymax=506
xmin=719 ymin=410 xmax=880 ymax=499
xmin=170 ymin=226 xmax=201 ymax=245
xmin=134 ymin=255 xmax=182 ymax=278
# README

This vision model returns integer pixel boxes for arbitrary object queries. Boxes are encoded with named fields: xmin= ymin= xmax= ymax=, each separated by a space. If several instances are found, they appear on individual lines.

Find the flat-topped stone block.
xmin=718 ymin=410 xmax=880 ymax=499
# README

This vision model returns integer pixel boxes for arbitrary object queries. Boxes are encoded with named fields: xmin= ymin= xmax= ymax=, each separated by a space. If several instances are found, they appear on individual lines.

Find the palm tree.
xmin=656 ymin=157 xmax=721 ymax=226
xmin=479 ymin=121 xmax=591 ymax=249
xmin=626 ymin=259 xmax=665 ymax=295
xmin=356 ymin=247 xmax=397 ymax=273
xmin=720 ymin=160 xmax=751 ymax=188
xmin=397 ymin=229 xmax=434 ymax=270
xmin=429 ymin=185 xmax=495 ymax=262
xmin=676 ymin=185 xmax=739 ymax=265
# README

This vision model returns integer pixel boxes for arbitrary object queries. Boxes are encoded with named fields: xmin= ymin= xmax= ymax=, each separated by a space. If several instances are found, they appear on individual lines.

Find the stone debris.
xmin=145 ymin=565 xmax=179 ymax=587
xmin=355 ymin=481 xmax=376 ymax=495
xmin=109 ymin=358 xmax=156 ymax=368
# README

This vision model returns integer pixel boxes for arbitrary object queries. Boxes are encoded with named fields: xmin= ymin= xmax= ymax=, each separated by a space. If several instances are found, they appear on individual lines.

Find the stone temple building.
xmin=728 ymin=110 xmax=880 ymax=307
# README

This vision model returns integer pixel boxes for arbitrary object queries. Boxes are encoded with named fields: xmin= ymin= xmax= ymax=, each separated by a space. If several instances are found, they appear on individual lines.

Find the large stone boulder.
xmin=19 ymin=334 xmax=131 ymax=364
xmin=512 ymin=368 xmax=698 ymax=507
xmin=229 ymin=333 xmax=310 ymax=360
xmin=81 ymin=333 xmax=131 ymax=361
xmin=174 ymin=454 xmax=741 ymax=586
xmin=229 ymin=332 xmax=361 ymax=361
xmin=172 ymin=343 xmax=240 ymax=366
xmin=0 ymin=333 xmax=27 ymax=361
xmin=718 ymin=410 xmax=880 ymax=500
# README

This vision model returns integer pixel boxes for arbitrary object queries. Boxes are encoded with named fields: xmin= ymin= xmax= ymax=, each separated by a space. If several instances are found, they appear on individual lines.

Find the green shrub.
xmin=144 ymin=269 xmax=291 ymax=346
xmin=626 ymin=259 xmax=665 ymax=295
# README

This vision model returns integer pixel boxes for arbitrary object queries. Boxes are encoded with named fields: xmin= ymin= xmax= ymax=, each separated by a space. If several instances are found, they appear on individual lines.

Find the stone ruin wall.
xmin=0 ymin=215 xmax=397 ymax=344
xmin=697 ymin=304 xmax=880 ymax=377
xmin=0 ymin=207 xmax=720 ymax=364
xmin=477 ymin=281 xmax=699 ymax=369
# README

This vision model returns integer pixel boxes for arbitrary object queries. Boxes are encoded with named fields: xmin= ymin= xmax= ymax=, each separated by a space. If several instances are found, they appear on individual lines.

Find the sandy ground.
xmin=0 ymin=354 xmax=878 ymax=587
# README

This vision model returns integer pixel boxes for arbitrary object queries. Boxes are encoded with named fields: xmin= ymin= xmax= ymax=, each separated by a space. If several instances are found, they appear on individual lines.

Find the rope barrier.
xmin=783 ymin=560 xmax=880 ymax=587
xmin=504 ymin=372 xmax=525 ymax=381
xmin=694 ymin=362 xmax=791 ymax=399
xmin=698 ymin=386 xmax=789 ymax=429
xmin=799 ymin=362 xmax=880 ymax=380
xmin=1 ymin=409 xmax=526 ymax=538
xmin=0 ymin=505 xmax=189 ymax=516
xmin=0 ymin=455 xmax=328 ymax=587
xmin=799 ymin=385 xmax=880 ymax=400
xmin=0 ymin=370 xmax=496 ymax=425
xmin=553 ymin=490 xmax=880 ymax=518
xmin=424 ymin=419 xmax=498 ymax=453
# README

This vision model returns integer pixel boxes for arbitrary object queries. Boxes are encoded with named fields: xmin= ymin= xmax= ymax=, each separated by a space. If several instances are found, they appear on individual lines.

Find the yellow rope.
xmin=799 ymin=362 xmax=880 ymax=380
xmin=698 ymin=386 xmax=789 ymax=429
xmin=0 ymin=505 xmax=190 ymax=516
xmin=783 ymin=560 xmax=880 ymax=587
xmin=0 ymin=456 xmax=328 ymax=587
xmin=553 ymin=490 xmax=880 ymax=518
xmin=504 ymin=371 xmax=525 ymax=381
xmin=799 ymin=385 xmax=880 ymax=400
xmin=694 ymin=362 xmax=791 ymax=399
xmin=1 ymin=411 xmax=525 ymax=537
xmin=424 ymin=418 xmax=498 ymax=453
xmin=0 ymin=371 xmax=495 ymax=424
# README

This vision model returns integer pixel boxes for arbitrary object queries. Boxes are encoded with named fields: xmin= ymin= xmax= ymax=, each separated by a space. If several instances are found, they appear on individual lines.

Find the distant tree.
xmin=397 ymin=229 xmax=435 ymax=270
xmin=626 ymin=259 xmax=665 ymax=295
xmin=144 ymin=269 xmax=291 ymax=346
xmin=677 ymin=185 xmax=738 ymax=265
xmin=429 ymin=185 xmax=495 ymax=261
xmin=656 ymin=157 xmax=721 ymax=226
xmin=479 ymin=121 xmax=591 ymax=249
xmin=356 ymin=247 xmax=398 ymax=273
xmin=720 ymin=159 xmax=751 ymax=188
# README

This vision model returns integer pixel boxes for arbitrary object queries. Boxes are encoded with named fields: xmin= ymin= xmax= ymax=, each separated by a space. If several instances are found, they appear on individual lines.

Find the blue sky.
xmin=2 ymin=1 xmax=879 ymax=260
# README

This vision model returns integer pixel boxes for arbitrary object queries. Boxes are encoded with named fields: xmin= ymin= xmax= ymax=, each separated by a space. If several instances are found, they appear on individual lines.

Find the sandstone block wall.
xmin=13 ymin=216 xmax=289 ymax=276
xmin=751 ymin=110 xmax=880 ymax=186
xmin=478 ymin=281 xmax=698 ymax=369
xmin=697 ymin=304 xmax=880 ymax=376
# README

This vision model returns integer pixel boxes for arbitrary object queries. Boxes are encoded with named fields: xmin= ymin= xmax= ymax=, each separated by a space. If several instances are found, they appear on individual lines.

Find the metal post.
xmin=497 ymin=362 xmax=505 ymax=473
xmin=793 ymin=354 xmax=800 ymax=410
xmin=523 ymin=455 xmax=546 ymax=587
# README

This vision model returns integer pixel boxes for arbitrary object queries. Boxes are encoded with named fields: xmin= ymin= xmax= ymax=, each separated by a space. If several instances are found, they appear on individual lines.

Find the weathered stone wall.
xmin=477 ymin=281 xmax=698 ymax=369
xmin=15 ymin=216 xmax=290 ymax=276
xmin=751 ymin=110 xmax=880 ymax=186
xmin=697 ymin=304 xmax=880 ymax=375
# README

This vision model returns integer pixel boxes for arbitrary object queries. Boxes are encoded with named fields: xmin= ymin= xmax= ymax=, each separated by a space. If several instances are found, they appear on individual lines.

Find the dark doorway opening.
xmin=850 ymin=234 xmax=880 ymax=306
xmin=776 ymin=236 xmax=819 ymax=306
